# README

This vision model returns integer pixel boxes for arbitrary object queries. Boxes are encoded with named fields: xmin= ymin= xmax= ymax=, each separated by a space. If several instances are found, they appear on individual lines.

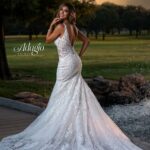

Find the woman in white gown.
xmin=0 ymin=3 xmax=143 ymax=150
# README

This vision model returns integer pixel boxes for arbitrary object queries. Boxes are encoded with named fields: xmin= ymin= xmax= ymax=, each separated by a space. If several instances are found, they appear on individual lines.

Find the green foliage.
xmin=1 ymin=35 xmax=150 ymax=98
xmin=73 ymin=0 xmax=96 ymax=27
xmin=3 ymin=1 xmax=150 ymax=38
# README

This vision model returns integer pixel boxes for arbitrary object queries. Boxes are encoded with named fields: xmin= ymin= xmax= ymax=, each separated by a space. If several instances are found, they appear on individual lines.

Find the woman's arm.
xmin=77 ymin=30 xmax=90 ymax=59
xmin=45 ymin=18 xmax=64 ymax=43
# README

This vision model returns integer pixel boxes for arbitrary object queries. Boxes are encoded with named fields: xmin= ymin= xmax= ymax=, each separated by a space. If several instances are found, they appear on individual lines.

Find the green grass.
xmin=1 ymin=35 xmax=150 ymax=98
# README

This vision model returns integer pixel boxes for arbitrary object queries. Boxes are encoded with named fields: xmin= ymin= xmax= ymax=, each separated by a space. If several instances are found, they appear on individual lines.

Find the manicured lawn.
xmin=1 ymin=35 xmax=150 ymax=99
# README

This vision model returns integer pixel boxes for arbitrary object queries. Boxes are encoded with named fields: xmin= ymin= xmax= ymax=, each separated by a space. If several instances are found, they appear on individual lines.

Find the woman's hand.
xmin=46 ymin=18 xmax=64 ymax=43
xmin=50 ymin=17 xmax=63 ymax=28
xmin=79 ymin=53 xmax=83 ymax=59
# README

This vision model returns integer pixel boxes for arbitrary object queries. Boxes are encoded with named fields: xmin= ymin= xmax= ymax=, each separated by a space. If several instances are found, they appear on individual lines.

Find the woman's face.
xmin=59 ymin=6 xmax=70 ymax=19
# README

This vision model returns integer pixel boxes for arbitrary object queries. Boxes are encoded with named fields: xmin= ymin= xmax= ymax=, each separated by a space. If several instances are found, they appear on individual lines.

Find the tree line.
xmin=0 ymin=0 xmax=150 ymax=80
xmin=4 ymin=1 xmax=150 ymax=40
xmin=86 ymin=2 xmax=150 ymax=40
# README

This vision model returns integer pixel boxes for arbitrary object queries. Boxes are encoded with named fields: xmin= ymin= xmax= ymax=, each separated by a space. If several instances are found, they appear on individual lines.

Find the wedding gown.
xmin=0 ymin=23 xmax=143 ymax=150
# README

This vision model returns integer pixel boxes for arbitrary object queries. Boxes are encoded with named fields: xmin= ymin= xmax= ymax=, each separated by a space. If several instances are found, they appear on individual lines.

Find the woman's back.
xmin=54 ymin=23 xmax=78 ymax=57
xmin=65 ymin=23 xmax=78 ymax=46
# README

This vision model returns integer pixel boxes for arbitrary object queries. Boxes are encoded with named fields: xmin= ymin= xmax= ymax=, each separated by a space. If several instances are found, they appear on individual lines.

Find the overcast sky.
xmin=96 ymin=0 xmax=150 ymax=9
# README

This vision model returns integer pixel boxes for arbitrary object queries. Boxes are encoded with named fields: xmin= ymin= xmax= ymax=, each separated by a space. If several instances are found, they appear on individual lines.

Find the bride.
xmin=0 ymin=2 xmax=143 ymax=150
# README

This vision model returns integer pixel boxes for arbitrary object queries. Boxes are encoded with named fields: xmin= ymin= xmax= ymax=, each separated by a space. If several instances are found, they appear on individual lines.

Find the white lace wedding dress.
xmin=0 ymin=23 xmax=143 ymax=150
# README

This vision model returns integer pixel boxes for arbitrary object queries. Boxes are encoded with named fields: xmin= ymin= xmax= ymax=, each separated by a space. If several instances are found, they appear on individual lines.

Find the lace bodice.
xmin=54 ymin=23 xmax=77 ymax=58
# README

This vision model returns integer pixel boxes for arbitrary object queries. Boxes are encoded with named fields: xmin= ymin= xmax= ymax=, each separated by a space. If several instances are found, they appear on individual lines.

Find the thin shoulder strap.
xmin=63 ymin=23 xmax=66 ymax=31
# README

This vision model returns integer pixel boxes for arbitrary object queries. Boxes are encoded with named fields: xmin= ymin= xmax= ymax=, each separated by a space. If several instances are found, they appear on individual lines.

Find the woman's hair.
xmin=55 ymin=2 xmax=76 ymax=24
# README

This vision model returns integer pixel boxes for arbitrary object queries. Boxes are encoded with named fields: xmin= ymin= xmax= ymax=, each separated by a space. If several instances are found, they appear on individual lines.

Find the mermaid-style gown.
xmin=0 ymin=23 xmax=143 ymax=150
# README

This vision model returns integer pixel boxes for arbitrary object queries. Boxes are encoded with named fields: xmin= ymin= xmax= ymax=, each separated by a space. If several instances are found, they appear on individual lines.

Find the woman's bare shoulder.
xmin=54 ymin=23 xmax=64 ymax=31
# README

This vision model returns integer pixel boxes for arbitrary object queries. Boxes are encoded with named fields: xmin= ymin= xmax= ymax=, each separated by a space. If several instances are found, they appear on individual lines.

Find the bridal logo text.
xmin=13 ymin=42 xmax=45 ymax=56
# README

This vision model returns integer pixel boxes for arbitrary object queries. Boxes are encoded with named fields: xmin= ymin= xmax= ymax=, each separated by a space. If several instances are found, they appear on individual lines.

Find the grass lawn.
xmin=0 ymin=35 xmax=150 ymax=99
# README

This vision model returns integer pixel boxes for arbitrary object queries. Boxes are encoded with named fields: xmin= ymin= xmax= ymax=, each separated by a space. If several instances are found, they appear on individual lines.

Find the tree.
xmin=0 ymin=0 xmax=12 ymax=80
xmin=145 ymin=10 xmax=150 ymax=34
xmin=73 ymin=0 xmax=96 ymax=29
xmin=134 ymin=6 xmax=147 ymax=38
xmin=122 ymin=5 xmax=146 ymax=37
xmin=101 ymin=2 xmax=124 ymax=35
xmin=90 ymin=4 xmax=119 ymax=40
